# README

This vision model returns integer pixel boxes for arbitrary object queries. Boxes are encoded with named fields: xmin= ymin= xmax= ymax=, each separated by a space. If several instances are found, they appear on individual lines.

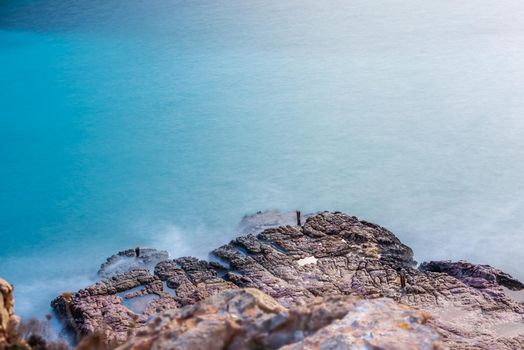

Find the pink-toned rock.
xmin=116 ymin=289 xmax=443 ymax=350
xmin=52 ymin=212 xmax=524 ymax=349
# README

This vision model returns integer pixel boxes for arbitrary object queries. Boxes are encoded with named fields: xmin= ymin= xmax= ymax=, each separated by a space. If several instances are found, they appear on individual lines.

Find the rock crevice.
xmin=51 ymin=211 xmax=524 ymax=349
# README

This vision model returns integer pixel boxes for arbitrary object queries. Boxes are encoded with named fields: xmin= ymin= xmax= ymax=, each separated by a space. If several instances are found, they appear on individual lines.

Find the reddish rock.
xmin=52 ymin=211 xmax=524 ymax=349
xmin=116 ymin=289 xmax=444 ymax=350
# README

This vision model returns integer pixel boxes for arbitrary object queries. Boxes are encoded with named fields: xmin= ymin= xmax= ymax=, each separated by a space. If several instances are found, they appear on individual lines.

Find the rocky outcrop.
xmin=420 ymin=260 xmax=524 ymax=292
xmin=0 ymin=278 xmax=32 ymax=350
xmin=0 ymin=277 xmax=16 ymax=348
xmin=52 ymin=211 xmax=524 ymax=349
xmin=0 ymin=278 xmax=69 ymax=350
xmin=117 ymin=288 xmax=443 ymax=350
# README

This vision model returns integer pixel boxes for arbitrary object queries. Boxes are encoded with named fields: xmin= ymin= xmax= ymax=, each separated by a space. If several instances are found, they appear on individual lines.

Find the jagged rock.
xmin=1 ymin=277 xmax=30 ymax=350
xmin=116 ymin=288 xmax=443 ymax=350
xmin=52 ymin=211 xmax=524 ymax=349
xmin=98 ymin=248 xmax=169 ymax=278
xmin=0 ymin=277 xmax=15 ymax=348
xmin=52 ymin=268 xmax=176 ymax=343
xmin=420 ymin=260 xmax=524 ymax=291
xmin=418 ymin=260 xmax=524 ymax=349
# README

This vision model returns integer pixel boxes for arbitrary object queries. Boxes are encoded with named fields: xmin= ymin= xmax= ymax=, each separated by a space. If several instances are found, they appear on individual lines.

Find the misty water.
xmin=1 ymin=0 xmax=524 ymax=319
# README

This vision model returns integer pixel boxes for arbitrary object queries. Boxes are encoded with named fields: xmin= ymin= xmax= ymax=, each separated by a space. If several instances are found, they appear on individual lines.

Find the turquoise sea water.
xmin=2 ymin=0 xmax=524 ymax=319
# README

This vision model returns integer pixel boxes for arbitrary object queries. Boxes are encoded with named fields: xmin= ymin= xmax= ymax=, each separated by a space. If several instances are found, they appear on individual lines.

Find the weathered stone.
xmin=116 ymin=288 xmax=443 ymax=350
xmin=51 ymin=268 xmax=177 ymax=344
xmin=0 ymin=277 xmax=15 ymax=348
xmin=0 ymin=277 xmax=30 ymax=350
xmin=420 ymin=260 xmax=524 ymax=292
xmin=52 ymin=211 xmax=524 ymax=349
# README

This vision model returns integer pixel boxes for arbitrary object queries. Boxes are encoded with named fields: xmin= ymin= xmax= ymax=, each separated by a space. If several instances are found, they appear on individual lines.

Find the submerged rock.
xmin=116 ymin=288 xmax=443 ymax=350
xmin=52 ymin=211 xmax=524 ymax=349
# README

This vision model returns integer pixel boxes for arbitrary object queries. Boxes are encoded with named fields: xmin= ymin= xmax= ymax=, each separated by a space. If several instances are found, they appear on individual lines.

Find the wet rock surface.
xmin=52 ymin=211 xmax=524 ymax=349
xmin=117 ymin=288 xmax=443 ymax=350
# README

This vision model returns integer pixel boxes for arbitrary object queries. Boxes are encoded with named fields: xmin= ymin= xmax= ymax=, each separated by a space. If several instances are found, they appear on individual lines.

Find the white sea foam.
xmin=148 ymin=222 xmax=234 ymax=260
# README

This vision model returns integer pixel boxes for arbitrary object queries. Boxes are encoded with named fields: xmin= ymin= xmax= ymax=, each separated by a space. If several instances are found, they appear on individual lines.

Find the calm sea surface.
xmin=2 ymin=0 xmax=524 ymax=318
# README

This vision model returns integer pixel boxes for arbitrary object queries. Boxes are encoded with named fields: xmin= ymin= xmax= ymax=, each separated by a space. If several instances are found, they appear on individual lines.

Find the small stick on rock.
xmin=400 ymin=272 xmax=406 ymax=289
xmin=396 ymin=267 xmax=406 ymax=289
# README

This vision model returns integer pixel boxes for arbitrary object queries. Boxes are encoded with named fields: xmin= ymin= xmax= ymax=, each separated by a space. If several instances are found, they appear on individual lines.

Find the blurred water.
xmin=1 ymin=0 xmax=524 ymax=319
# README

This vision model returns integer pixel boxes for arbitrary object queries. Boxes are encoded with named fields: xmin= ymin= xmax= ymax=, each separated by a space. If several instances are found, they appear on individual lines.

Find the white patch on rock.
xmin=297 ymin=256 xmax=318 ymax=266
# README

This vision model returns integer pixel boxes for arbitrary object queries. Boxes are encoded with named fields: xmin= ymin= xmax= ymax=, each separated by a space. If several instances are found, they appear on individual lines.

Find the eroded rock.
xmin=0 ymin=277 xmax=16 ymax=348
xmin=0 ymin=277 xmax=31 ymax=350
xmin=116 ymin=288 xmax=443 ymax=350
xmin=52 ymin=211 xmax=524 ymax=349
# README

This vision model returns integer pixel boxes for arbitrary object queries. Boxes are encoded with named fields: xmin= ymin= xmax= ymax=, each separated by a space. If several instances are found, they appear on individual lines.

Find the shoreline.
xmin=3 ymin=211 xmax=524 ymax=349
xmin=50 ymin=212 xmax=524 ymax=348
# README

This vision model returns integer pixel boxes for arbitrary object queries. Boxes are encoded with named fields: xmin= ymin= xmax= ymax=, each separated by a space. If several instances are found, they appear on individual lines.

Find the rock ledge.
xmin=52 ymin=211 xmax=524 ymax=349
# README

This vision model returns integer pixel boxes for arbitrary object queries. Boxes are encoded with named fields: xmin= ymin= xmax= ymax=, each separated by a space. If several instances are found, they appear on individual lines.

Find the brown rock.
xmin=116 ymin=288 xmax=443 ymax=350
xmin=0 ymin=277 xmax=32 ymax=350
xmin=0 ymin=277 xmax=16 ymax=348
xmin=52 ymin=211 xmax=524 ymax=349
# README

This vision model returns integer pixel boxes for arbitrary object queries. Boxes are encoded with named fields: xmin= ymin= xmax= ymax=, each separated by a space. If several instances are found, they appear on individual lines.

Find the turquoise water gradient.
xmin=2 ymin=0 xmax=524 ymax=318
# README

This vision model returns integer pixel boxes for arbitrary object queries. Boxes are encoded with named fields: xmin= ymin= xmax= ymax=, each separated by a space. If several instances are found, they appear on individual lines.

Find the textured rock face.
xmin=420 ymin=260 xmax=524 ymax=292
xmin=52 ymin=268 xmax=179 ymax=343
xmin=418 ymin=260 xmax=524 ymax=349
xmin=0 ymin=277 xmax=25 ymax=349
xmin=116 ymin=288 xmax=443 ymax=350
xmin=52 ymin=211 xmax=524 ymax=349
xmin=0 ymin=277 xmax=15 ymax=347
